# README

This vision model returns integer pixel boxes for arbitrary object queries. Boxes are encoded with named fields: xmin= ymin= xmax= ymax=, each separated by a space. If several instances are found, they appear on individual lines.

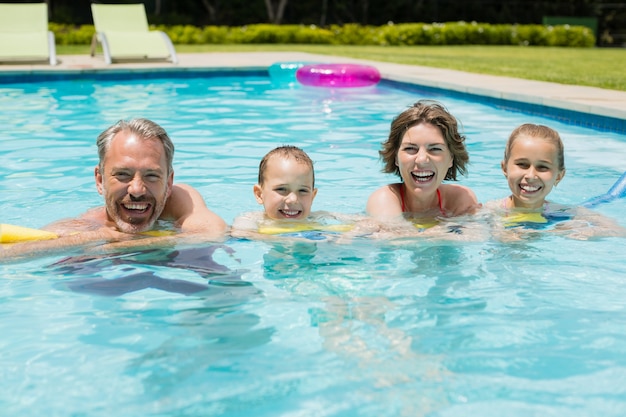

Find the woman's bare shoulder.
xmin=440 ymin=183 xmax=481 ymax=216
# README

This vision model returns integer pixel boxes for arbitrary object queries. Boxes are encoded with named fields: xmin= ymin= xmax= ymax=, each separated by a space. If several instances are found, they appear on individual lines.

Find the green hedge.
xmin=49 ymin=21 xmax=595 ymax=48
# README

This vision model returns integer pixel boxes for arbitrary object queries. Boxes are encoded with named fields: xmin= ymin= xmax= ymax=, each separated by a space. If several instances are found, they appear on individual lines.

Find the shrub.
xmin=49 ymin=23 xmax=94 ymax=45
xmin=545 ymin=25 xmax=595 ymax=47
xmin=513 ymin=25 xmax=547 ymax=46
xmin=48 ymin=22 xmax=595 ymax=48
xmin=382 ymin=23 xmax=425 ymax=46
xmin=330 ymin=24 xmax=376 ymax=45
xmin=229 ymin=24 xmax=319 ymax=44
xmin=198 ymin=26 xmax=231 ymax=44
xmin=292 ymin=25 xmax=334 ymax=44
xmin=161 ymin=25 xmax=204 ymax=44
xmin=442 ymin=21 xmax=472 ymax=45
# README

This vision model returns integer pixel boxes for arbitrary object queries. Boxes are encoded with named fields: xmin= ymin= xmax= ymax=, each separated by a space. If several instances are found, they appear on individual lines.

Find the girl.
xmin=499 ymin=123 xmax=566 ymax=214
xmin=489 ymin=123 xmax=625 ymax=239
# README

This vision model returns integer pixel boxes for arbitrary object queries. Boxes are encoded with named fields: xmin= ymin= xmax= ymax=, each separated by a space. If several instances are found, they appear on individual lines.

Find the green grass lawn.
xmin=58 ymin=44 xmax=626 ymax=91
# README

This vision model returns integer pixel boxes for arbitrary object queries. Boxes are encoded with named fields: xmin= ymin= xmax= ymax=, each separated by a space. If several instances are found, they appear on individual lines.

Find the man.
xmin=76 ymin=118 xmax=224 ymax=235
xmin=2 ymin=118 xmax=227 ymax=259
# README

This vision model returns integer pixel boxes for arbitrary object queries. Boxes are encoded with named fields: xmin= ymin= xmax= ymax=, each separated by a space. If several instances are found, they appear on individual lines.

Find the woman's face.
xmin=395 ymin=123 xmax=453 ymax=194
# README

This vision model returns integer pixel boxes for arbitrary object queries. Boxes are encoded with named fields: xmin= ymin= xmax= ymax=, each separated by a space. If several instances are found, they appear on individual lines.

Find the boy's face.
xmin=253 ymin=155 xmax=317 ymax=220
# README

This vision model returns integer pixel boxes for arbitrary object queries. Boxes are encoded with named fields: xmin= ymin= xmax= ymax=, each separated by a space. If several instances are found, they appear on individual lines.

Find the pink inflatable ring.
xmin=296 ymin=63 xmax=381 ymax=88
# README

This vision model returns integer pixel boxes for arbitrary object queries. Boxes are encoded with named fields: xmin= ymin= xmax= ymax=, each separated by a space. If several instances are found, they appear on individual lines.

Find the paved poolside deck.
xmin=2 ymin=51 xmax=626 ymax=121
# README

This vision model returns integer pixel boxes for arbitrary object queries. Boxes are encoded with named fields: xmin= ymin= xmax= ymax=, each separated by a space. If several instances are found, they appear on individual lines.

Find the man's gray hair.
xmin=96 ymin=118 xmax=175 ymax=174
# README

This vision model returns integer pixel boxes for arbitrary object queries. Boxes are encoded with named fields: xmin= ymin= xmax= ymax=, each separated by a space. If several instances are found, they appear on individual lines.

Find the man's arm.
xmin=163 ymin=183 xmax=228 ymax=238
xmin=0 ymin=227 xmax=129 ymax=263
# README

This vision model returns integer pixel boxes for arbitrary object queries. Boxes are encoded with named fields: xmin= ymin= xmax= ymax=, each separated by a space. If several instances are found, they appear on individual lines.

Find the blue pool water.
xmin=1 ymin=69 xmax=625 ymax=416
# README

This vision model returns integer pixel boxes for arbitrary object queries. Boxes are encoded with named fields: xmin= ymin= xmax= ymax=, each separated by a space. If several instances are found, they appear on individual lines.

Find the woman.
xmin=366 ymin=100 xmax=480 ymax=223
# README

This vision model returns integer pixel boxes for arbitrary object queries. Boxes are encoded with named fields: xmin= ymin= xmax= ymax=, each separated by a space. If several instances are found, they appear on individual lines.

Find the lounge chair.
xmin=90 ymin=3 xmax=178 ymax=65
xmin=0 ymin=2 xmax=57 ymax=65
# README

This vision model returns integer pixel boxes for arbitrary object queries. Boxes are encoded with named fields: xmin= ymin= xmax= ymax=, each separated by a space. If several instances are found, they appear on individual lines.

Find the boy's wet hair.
xmin=504 ymin=123 xmax=565 ymax=171
xmin=258 ymin=145 xmax=315 ymax=187
xmin=379 ymin=100 xmax=469 ymax=181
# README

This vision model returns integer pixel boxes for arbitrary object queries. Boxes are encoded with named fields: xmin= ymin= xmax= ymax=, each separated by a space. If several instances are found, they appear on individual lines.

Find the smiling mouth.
xmin=520 ymin=184 xmax=541 ymax=193
xmin=411 ymin=171 xmax=435 ymax=183
xmin=280 ymin=209 xmax=302 ymax=218
xmin=122 ymin=202 xmax=151 ymax=214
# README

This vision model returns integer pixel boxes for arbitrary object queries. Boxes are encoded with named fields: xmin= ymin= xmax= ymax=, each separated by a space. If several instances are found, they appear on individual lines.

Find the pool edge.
xmin=1 ymin=51 xmax=625 ymax=134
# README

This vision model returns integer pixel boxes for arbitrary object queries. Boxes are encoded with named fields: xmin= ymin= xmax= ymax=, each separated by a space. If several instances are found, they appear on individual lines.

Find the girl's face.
xmin=396 ymin=123 xmax=453 ymax=195
xmin=502 ymin=135 xmax=565 ymax=209
xmin=253 ymin=155 xmax=317 ymax=220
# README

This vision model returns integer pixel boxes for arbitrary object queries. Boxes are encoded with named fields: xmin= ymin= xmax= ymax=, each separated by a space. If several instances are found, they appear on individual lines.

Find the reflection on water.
xmin=126 ymin=309 xmax=275 ymax=402
xmin=49 ymin=245 xmax=248 ymax=297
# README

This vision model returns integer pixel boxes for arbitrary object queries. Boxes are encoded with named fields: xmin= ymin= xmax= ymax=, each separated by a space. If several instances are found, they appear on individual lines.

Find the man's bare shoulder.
xmin=162 ymin=183 xmax=227 ymax=235
xmin=161 ymin=184 xmax=200 ymax=219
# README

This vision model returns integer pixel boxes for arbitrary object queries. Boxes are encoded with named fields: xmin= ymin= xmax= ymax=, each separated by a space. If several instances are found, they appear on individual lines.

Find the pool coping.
xmin=1 ymin=51 xmax=625 ymax=132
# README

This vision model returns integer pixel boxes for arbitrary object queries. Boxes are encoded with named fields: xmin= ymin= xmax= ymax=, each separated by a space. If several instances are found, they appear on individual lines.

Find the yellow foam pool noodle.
xmin=258 ymin=223 xmax=353 ymax=235
xmin=0 ymin=223 xmax=58 ymax=243
xmin=503 ymin=212 xmax=548 ymax=227
xmin=412 ymin=220 xmax=439 ymax=230
xmin=140 ymin=230 xmax=176 ymax=237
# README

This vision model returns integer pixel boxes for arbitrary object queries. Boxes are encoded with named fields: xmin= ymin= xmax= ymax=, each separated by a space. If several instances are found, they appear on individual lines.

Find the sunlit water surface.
xmin=1 ymin=71 xmax=625 ymax=417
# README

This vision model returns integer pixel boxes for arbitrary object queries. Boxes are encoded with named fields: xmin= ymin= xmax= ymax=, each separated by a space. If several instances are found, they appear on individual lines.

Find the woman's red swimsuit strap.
xmin=400 ymin=184 xmax=444 ymax=216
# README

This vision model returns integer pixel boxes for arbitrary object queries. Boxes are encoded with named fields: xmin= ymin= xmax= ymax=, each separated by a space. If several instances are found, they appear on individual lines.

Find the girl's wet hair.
xmin=504 ymin=123 xmax=565 ymax=171
xmin=258 ymin=145 xmax=315 ymax=187
xmin=97 ymin=118 xmax=175 ymax=175
xmin=379 ymin=100 xmax=469 ymax=181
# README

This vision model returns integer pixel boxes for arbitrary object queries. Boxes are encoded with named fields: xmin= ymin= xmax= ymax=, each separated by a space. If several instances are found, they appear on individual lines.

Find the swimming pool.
xmin=1 ymin=69 xmax=625 ymax=416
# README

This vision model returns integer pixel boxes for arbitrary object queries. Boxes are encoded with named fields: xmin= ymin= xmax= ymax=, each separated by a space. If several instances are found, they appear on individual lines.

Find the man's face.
xmin=95 ymin=131 xmax=173 ymax=233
